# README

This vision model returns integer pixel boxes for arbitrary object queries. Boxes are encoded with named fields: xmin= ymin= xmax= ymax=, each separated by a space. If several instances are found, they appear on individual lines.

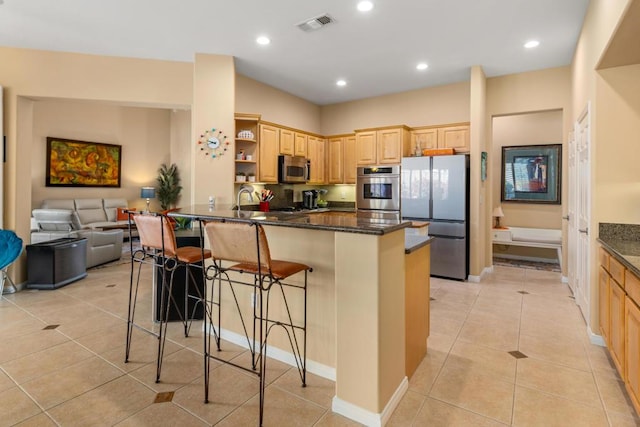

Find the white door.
xmin=567 ymin=131 xmax=577 ymax=295
xmin=574 ymin=104 xmax=591 ymax=321
xmin=0 ymin=86 xmax=3 ymax=229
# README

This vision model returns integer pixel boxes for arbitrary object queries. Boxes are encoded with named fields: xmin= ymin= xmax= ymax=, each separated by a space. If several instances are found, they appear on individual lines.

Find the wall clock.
xmin=197 ymin=128 xmax=230 ymax=158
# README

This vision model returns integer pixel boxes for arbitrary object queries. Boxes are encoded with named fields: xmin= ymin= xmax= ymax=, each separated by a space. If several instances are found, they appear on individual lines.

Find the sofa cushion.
xmin=32 ymin=209 xmax=75 ymax=231
xmin=41 ymin=199 xmax=75 ymax=210
xmin=104 ymin=198 xmax=129 ymax=222
xmin=116 ymin=207 xmax=135 ymax=221
xmin=74 ymin=198 xmax=108 ymax=225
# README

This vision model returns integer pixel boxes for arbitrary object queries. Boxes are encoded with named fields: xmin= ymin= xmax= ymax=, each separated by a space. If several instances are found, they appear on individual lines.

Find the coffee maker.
xmin=302 ymin=190 xmax=318 ymax=210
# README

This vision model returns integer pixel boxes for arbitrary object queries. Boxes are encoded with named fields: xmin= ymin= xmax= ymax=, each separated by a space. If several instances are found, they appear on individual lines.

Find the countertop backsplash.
xmin=599 ymin=223 xmax=640 ymax=241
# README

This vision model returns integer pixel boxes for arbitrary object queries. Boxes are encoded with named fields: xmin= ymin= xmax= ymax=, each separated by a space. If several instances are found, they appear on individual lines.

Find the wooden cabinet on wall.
xmin=410 ymin=123 xmax=470 ymax=153
xmin=279 ymin=128 xmax=295 ymax=156
xmin=294 ymin=132 xmax=307 ymax=157
xmin=259 ymin=123 xmax=279 ymax=183
xmin=355 ymin=126 xmax=410 ymax=166
xmin=344 ymin=135 xmax=357 ymax=184
xmin=235 ymin=113 xmax=260 ymax=183
xmin=327 ymin=137 xmax=344 ymax=184
xmin=307 ymin=135 xmax=326 ymax=184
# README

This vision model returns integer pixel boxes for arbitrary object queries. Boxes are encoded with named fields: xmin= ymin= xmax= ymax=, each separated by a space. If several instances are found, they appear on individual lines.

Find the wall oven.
xmin=356 ymin=165 xmax=401 ymax=212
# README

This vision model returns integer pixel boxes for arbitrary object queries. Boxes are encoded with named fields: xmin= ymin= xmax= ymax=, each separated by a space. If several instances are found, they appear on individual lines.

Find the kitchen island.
xmin=171 ymin=206 xmax=432 ymax=426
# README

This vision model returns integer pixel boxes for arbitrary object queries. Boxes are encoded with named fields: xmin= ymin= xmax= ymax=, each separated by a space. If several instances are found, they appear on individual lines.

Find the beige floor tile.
xmin=512 ymin=385 xmax=608 ymax=427
xmin=0 ymin=387 xmax=42 ymax=426
xmin=430 ymin=315 xmax=465 ymax=337
xmin=215 ymin=385 xmax=325 ymax=427
xmin=516 ymin=357 xmax=601 ymax=407
xmin=0 ymin=329 xmax=69 ymax=364
xmin=229 ymin=350 xmax=292 ymax=385
xmin=593 ymin=371 xmax=640 ymax=419
xmin=47 ymin=375 xmax=156 ymax=426
xmin=449 ymin=341 xmax=517 ymax=382
xmin=427 ymin=332 xmax=456 ymax=354
xmin=115 ymin=402 xmax=208 ymax=426
xmin=0 ymin=316 xmax=46 ymax=340
xmin=457 ymin=317 xmax=519 ymax=352
xmin=21 ymin=356 xmax=124 ymax=409
xmin=519 ymin=332 xmax=590 ymax=372
xmin=37 ymin=303 xmax=126 ymax=339
xmin=606 ymin=410 xmax=640 ymax=427
xmin=172 ymin=364 xmax=259 ymax=424
xmin=272 ymin=368 xmax=334 ymax=409
xmin=0 ymin=305 xmax=35 ymax=324
xmin=413 ymin=396 xmax=509 ymax=426
xmin=129 ymin=347 xmax=207 ymax=393
xmin=386 ymin=389 xmax=424 ymax=426
xmin=314 ymin=410 xmax=364 ymax=426
xmin=13 ymin=412 xmax=58 ymax=426
xmin=407 ymin=349 xmax=447 ymax=395
xmin=2 ymin=341 xmax=94 ymax=383
xmin=430 ymin=357 xmax=515 ymax=424
xmin=0 ymin=368 xmax=15 ymax=393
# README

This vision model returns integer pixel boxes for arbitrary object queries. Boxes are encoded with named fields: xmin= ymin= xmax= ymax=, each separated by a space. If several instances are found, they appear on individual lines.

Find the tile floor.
xmin=0 ymin=262 xmax=638 ymax=426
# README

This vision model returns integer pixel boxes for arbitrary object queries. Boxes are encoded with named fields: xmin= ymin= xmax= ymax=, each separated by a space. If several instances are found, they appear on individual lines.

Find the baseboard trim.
xmin=214 ymin=326 xmax=336 ymax=381
xmin=468 ymin=266 xmax=493 ymax=282
xmin=332 ymin=376 xmax=408 ymax=427
xmin=494 ymin=254 xmax=559 ymax=264
xmin=588 ymin=326 xmax=606 ymax=347
xmin=562 ymin=275 xmax=569 ymax=284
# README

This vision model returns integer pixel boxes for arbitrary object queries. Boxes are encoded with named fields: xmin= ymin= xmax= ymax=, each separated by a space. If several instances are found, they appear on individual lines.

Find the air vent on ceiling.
xmin=297 ymin=14 xmax=335 ymax=32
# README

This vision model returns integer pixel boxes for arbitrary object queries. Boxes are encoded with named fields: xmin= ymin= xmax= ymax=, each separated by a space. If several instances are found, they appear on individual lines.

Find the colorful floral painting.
xmin=46 ymin=137 xmax=122 ymax=187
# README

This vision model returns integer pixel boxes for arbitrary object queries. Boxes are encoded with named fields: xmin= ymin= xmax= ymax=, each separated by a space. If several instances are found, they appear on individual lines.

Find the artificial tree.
xmin=156 ymin=163 xmax=182 ymax=210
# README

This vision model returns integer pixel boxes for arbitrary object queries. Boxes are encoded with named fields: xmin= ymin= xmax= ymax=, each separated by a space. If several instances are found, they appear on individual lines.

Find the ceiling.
xmin=0 ymin=0 xmax=590 ymax=105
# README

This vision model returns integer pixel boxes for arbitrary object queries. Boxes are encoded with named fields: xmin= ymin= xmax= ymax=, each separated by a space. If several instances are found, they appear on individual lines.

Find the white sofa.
xmin=31 ymin=198 xmax=132 ymax=268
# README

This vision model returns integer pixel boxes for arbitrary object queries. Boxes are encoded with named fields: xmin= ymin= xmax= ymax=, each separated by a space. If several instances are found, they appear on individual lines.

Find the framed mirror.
xmin=501 ymin=144 xmax=561 ymax=204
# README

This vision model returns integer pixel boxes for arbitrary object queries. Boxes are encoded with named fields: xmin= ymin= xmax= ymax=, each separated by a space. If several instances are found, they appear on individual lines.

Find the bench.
xmin=492 ymin=227 xmax=562 ymax=268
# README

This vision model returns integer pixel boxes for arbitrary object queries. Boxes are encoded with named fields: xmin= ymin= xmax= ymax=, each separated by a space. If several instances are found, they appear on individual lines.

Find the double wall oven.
xmin=356 ymin=165 xmax=401 ymax=220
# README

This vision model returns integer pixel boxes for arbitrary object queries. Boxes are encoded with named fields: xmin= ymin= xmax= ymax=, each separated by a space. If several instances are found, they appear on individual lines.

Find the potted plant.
xmin=174 ymin=216 xmax=192 ymax=230
xmin=247 ymin=172 xmax=256 ymax=182
xmin=157 ymin=163 xmax=182 ymax=210
xmin=235 ymin=172 xmax=246 ymax=182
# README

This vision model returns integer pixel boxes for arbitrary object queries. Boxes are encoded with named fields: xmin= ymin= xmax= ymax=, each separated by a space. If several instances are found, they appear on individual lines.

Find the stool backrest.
xmin=133 ymin=214 xmax=178 ymax=256
xmin=205 ymin=221 xmax=271 ymax=270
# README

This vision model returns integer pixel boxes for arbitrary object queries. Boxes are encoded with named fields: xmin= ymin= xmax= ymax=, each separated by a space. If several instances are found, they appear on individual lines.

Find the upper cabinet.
xmin=410 ymin=123 xmax=470 ymax=153
xmin=343 ymin=135 xmax=357 ymax=184
xmin=307 ymin=135 xmax=326 ymax=184
xmin=279 ymin=128 xmax=295 ymax=156
xmin=294 ymin=132 xmax=307 ymax=157
xmin=355 ymin=126 xmax=410 ymax=166
xmin=259 ymin=123 xmax=279 ymax=183
xmin=328 ymin=134 xmax=357 ymax=184
xmin=234 ymin=113 xmax=260 ymax=184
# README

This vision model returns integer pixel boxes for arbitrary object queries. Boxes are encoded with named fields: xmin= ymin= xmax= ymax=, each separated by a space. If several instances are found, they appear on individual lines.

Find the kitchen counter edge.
xmin=597 ymin=237 xmax=640 ymax=278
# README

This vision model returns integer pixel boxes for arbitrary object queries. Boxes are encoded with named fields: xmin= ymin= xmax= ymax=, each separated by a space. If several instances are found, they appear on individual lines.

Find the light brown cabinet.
xmin=611 ymin=279 xmax=626 ymax=375
xmin=626 ymin=296 xmax=640 ymax=412
xmin=344 ymin=135 xmax=357 ymax=184
xmin=599 ymin=266 xmax=610 ymax=345
xmin=294 ymin=132 xmax=307 ymax=157
xmin=327 ymin=137 xmax=344 ymax=184
xmin=259 ymin=124 xmax=279 ymax=183
xmin=307 ymin=135 xmax=325 ymax=184
xmin=235 ymin=113 xmax=260 ymax=184
xmin=355 ymin=126 xmax=410 ymax=166
xmin=279 ymin=128 xmax=295 ymax=156
xmin=410 ymin=123 xmax=470 ymax=154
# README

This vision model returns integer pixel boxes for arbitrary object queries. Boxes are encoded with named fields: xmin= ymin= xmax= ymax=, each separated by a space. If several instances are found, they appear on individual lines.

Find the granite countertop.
xmin=598 ymin=223 xmax=640 ymax=277
xmin=405 ymin=234 xmax=434 ymax=254
xmin=171 ymin=205 xmax=410 ymax=236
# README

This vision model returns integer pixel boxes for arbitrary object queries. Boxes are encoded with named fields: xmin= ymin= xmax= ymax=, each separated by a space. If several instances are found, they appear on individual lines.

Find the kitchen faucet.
xmin=236 ymin=184 xmax=255 ymax=211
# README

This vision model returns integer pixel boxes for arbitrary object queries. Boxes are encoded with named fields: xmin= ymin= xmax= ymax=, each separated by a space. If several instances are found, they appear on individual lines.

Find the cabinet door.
xmin=327 ymin=137 xmax=344 ymax=184
xmin=294 ymin=132 xmax=307 ymax=157
xmin=377 ymin=128 xmax=403 ymax=164
xmin=610 ymin=280 xmax=626 ymax=376
xmin=437 ymin=125 xmax=469 ymax=152
xmin=259 ymin=124 xmax=279 ymax=183
xmin=343 ymin=135 xmax=357 ymax=184
xmin=307 ymin=136 xmax=326 ymax=184
xmin=626 ymin=297 xmax=640 ymax=412
xmin=599 ymin=266 xmax=610 ymax=345
xmin=279 ymin=128 xmax=294 ymax=156
xmin=356 ymin=131 xmax=377 ymax=165
xmin=411 ymin=128 xmax=438 ymax=153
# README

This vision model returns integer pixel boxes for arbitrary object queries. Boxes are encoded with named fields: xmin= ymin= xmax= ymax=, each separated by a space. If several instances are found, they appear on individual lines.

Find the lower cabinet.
xmin=599 ymin=266 xmax=610 ymax=345
xmin=626 ymin=296 xmax=640 ymax=412
xmin=610 ymin=279 xmax=626 ymax=375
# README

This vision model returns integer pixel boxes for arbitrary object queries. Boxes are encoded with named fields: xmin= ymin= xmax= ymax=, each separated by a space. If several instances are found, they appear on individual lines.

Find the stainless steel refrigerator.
xmin=401 ymin=155 xmax=470 ymax=280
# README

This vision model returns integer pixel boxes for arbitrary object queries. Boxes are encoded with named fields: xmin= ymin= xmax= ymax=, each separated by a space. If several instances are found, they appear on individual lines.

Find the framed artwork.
xmin=46 ymin=137 xmax=122 ymax=187
xmin=481 ymin=151 xmax=487 ymax=181
xmin=501 ymin=144 xmax=561 ymax=204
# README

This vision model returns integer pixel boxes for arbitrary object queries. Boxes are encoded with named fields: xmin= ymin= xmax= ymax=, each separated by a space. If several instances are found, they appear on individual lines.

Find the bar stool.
xmin=203 ymin=220 xmax=311 ymax=425
xmin=126 ymin=212 xmax=211 ymax=383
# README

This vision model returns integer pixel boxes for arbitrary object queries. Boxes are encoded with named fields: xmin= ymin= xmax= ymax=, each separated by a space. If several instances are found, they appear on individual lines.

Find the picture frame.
xmin=501 ymin=144 xmax=561 ymax=204
xmin=46 ymin=137 xmax=122 ymax=187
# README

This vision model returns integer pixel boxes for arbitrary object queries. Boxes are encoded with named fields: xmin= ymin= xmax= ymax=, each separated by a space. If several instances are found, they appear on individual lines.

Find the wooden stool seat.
xmin=230 ymin=260 xmax=310 ymax=280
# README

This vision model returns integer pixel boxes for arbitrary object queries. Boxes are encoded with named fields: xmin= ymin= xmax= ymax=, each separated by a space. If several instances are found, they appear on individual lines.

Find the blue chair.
xmin=0 ymin=230 xmax=23 ymax=296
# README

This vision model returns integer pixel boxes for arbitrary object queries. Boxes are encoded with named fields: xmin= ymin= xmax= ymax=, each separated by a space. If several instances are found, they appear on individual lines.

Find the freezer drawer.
xmin=430 ymin=236 xmax=467 ymax=280
xmin=428 ymin=221 xmax=466 ymax=238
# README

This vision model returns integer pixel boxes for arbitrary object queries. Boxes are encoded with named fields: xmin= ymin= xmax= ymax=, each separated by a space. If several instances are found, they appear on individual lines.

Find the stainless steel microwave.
xmin=278 ymin=155 xmax=310 ymax=184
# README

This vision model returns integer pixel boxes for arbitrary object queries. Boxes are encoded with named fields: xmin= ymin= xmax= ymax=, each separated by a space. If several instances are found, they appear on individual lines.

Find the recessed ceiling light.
xmin=256 ymin=36 xmax=271 ymax=46
xmin=336 ymin=80 xmax=347 ymax=87
xmin=357 ymin=1 xmax=374 ymax=12
xmin=416 ymin=63 xmax=429 ymax=71
xmin=524 ymin=40 xmax=540 ymax=49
